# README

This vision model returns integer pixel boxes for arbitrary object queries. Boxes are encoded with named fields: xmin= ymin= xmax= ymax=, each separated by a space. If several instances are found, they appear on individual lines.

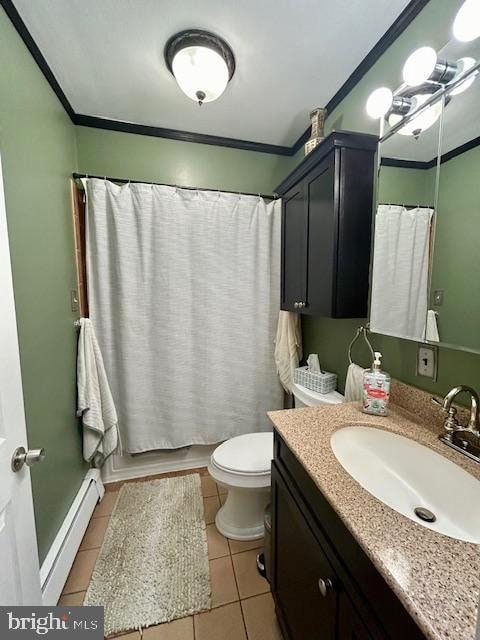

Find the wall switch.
xmin=433 ymin=289 xmax=444 ymax=306
xmin=417 ymin=344 xmax=438 ymax=380
xmin=70 ymin=289 xmax=79 ymax=313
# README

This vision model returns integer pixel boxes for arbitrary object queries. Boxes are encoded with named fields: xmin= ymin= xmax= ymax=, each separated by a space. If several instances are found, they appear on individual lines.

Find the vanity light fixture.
xmin=402 ymin=46 xmax=457 ymax=87
xmin=365 ymin=88 xmax=412 ymax=119
xmin=164 ymin=29 xmax=235 ymax=106
xmin=453 ymin=0 xmax=480 ymax=42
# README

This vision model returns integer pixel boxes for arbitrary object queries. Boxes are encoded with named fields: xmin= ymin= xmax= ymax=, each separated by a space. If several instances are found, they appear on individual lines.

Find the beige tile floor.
xmin=59 ymin=469 xmax=283 ymax=640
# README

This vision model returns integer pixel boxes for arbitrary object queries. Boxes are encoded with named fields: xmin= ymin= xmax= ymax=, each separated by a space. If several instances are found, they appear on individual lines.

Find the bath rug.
xmin=84 ymin=474 xmax=211 ymax=636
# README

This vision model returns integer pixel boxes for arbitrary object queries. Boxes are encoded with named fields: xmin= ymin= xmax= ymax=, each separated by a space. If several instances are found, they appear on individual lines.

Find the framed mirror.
xmin=369 ymin=32 xmax=480 ymax=353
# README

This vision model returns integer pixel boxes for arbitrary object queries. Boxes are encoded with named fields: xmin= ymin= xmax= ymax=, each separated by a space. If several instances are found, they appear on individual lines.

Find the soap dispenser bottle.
xmin=362 ymin=352 xmax=390 ymax=416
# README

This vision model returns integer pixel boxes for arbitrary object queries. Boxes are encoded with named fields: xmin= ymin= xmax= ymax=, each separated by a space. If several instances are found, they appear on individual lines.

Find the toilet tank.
xmin=292 ymin=382 xmax=344 ymax=407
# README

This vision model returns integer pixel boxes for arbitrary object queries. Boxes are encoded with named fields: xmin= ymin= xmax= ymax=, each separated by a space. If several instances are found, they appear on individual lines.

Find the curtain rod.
xmin=378 ymin=202 xmax=433 ymax=209
xmin=72 ymin=173 xmax=276 ymax=200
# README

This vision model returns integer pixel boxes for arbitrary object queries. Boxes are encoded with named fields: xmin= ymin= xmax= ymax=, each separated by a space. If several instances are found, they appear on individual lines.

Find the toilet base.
xmin=214 ymin=485 xmax=269 ymax=540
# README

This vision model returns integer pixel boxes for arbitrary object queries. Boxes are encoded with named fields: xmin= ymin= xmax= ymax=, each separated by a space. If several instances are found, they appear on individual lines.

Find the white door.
xmin=0 ymin=154 xmax=42 ymax=605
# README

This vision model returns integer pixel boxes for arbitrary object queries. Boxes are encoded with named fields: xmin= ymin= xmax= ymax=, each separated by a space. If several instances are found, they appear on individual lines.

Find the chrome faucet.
xmin=433 ymin=385 xmax=480 ymax=462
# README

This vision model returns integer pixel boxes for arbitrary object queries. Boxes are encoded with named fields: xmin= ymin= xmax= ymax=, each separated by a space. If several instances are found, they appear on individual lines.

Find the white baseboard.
xmin=40 ymin=469 xmax=104 ymax=605
xmin=101 ymin=445 xmax=215 ymax=484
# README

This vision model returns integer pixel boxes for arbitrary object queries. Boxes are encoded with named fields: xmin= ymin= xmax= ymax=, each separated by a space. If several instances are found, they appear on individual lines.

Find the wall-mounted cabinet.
xmin=275 ymin=132 xmax=377 ymax=318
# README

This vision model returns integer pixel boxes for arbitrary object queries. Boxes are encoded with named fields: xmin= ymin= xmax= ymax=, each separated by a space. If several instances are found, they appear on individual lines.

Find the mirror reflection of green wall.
xmin=374 ymin=60 xmax=480 ymax=353
xmin=431 ymin=144 xmax=480 ymax=351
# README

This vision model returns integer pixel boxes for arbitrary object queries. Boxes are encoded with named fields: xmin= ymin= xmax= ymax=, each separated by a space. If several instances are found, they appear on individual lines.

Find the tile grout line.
xmin=228 ymin=542 xmax=250 ymax=640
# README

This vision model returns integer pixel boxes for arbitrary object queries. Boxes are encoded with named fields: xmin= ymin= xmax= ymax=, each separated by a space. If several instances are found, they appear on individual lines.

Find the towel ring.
xmin=348 ymin=325 xmax=375 ymax=365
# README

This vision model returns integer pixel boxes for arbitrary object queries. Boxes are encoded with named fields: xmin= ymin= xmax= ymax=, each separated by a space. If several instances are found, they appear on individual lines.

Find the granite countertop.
xmin=268 ymin=401 xmax=480 ymax=640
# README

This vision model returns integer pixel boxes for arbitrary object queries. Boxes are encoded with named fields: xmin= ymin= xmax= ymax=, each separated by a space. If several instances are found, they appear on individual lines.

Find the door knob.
xmin=11 ymin=446 xmax=46 ymax=472
xmin=318 ymin=577 xmax=335 ymax=597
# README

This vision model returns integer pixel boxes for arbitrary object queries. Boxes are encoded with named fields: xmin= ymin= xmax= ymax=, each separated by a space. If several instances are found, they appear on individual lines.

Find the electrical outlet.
xmin=417 ymin=344 xmax=438 ymax=380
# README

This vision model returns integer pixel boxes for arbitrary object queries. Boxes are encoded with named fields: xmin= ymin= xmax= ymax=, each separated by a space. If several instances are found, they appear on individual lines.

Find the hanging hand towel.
xmin=77 ymin=318 xmax=119 ymax=467
xmin=424 ymin=309 xmax=440 ymax=342
xmin=274 ymin=311 xmax=302 ymax=393
xmin=344 ymin=362 xmax=365 ymax=402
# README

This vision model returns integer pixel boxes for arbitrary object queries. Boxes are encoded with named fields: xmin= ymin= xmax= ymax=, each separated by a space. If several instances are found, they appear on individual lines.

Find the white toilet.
xmin=208 ymin=383 xmax=344 ymax=540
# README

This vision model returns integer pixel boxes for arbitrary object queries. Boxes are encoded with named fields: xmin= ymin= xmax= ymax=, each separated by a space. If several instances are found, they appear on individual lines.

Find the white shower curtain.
xmin=370 ymin=205 xmax=433 ymax=341
xmin=85 ymin=179 xmax=283 ymax=452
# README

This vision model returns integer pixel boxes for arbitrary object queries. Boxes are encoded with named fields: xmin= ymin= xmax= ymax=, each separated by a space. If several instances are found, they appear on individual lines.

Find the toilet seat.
xmin=211 ymin=432 xmax=273 ymax=476
xmin=208 ymin=431 xmax=273 ymax=540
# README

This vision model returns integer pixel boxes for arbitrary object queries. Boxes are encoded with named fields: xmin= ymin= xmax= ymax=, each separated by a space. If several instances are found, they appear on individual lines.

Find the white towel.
xmin=274 ymin=311 xmax=302 ymax=393
xmin=344 ymin=362 xmax=365 ymax=402
xmin=424 ymin=309 xmax=440 ymax=342
xmin=77 ymin=318 xmax=119 ymax=467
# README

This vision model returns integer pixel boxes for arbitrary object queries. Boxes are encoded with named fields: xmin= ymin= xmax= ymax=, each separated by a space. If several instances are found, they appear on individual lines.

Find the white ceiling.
xmin=13 ymin=0 xmax=412 ymax=147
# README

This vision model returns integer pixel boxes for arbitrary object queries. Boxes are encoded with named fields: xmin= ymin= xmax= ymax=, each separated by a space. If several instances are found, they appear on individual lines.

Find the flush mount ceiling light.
xmin=165 ymin=29 xmax=235 ymax=106
xmin=449 ymin=57 xmax=479 ymax=95
xmin=453 ymin=0 xmax=480 ymax=42
xmin=388 ymin=94 xmax=443 ymax=137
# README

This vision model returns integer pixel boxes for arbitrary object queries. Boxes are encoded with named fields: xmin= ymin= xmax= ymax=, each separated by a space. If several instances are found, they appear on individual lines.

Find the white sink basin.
xmin=331 ymin=426 xmax=480 ymax=543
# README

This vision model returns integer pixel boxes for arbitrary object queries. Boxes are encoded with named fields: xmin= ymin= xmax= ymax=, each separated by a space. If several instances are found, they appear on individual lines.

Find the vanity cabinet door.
xmin=281 ymin=184 xmax=308 ymax=311
xmin=271 ymin=463 xmax=337 ymax=640
xmin=337 ymin=591 xmax=374 ymax=640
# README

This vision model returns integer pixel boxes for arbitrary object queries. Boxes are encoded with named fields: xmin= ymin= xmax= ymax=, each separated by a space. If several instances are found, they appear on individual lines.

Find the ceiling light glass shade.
xmin=450 ymin=57 xmax=478 ymax=95
xmin=453 ymin=0 xmax=480 ymax=42
xmin=366 ymin=87 xmax=393 ymax=118
xmin=171 ymin=45 xmax=229 ymax=103
xmin=388 ymin=94 xmax=442 ymax=136
xmin=402 ymin=47 xmax=438 ymax=86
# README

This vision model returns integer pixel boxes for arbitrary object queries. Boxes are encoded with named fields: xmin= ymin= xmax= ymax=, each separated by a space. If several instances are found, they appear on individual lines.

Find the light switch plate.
xmin=70 ymin=289 xmax=79 ymax=313
xmin=417 ymin=344 xmax=438 ymax=380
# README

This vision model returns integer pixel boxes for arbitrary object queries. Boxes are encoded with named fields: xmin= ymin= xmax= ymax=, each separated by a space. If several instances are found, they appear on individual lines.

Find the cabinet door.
xmin=305 ymin=156 xmax=336 ymax=316
xmin=281 ymin=184 xmax=308 ymax=311
xmin=337 ymin=591 xmax=374 ymax=640
xmin=271 ymin=464 xmax=337 ymax=640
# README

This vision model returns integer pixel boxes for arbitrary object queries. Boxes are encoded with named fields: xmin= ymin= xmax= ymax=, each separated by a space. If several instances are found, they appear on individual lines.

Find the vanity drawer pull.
xmin=318 ymin=577 xmax=335 ymax=597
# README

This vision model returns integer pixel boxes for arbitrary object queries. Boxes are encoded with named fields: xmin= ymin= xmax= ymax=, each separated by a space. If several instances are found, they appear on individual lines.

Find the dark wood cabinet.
xmin=272 ymin=463 xmax=337 ymax=640
xmin=271 ymin=432 xmax=426 ymax=640
xmin=275 ymin=131 xmax=377 ymax=318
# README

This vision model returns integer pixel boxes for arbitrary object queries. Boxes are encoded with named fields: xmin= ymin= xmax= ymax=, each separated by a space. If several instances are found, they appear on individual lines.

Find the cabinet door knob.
xmin=318 ymin=577 xmax=335 ymax=597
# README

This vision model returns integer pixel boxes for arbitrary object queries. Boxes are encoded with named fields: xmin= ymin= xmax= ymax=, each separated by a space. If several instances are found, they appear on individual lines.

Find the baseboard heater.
xmin=40 ymin=469 xmax=104 ymax=605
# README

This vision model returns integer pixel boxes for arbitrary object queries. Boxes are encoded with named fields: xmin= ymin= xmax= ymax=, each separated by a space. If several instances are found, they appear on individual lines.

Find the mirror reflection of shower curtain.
xmin=85 ymin=179 xmax=283 ymax=452
xmin=370 ymin=204 xmax=434 ymax=341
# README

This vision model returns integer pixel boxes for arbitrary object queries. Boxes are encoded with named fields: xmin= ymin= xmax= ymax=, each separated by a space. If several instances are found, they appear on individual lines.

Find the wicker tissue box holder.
xmin=294 ymin=366 xmax=337 ymax=394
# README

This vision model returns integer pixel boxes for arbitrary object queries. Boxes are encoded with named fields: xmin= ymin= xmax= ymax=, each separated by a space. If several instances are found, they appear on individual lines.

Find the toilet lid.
xmin=212 ymin=432 xmax=273 ymax=475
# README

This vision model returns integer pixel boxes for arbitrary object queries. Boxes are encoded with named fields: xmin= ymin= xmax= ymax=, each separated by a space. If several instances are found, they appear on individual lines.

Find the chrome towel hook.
xmin=348 ymin=325 xmax=375 ymax=365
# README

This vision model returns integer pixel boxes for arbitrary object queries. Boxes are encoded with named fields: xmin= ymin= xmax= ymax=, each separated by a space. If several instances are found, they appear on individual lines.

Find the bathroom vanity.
xmin=268 ymin=399 xmax=480 ymax=640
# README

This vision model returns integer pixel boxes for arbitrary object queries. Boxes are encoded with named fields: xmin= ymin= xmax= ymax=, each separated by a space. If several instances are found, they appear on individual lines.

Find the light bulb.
xmin=172 ymin=45 xmax=229 ymax=104
xmin=450 ymin=57 xmax=478 ymax=95
xmin=366 ymin=87 xmax=393 ymax=119
xmin=453 ymin=0 xmax=480 ymax=42
xmin=388 ymin=94 xmax=442 ymax=136
xmin=402 ymin=47 xmax=438 ymax=86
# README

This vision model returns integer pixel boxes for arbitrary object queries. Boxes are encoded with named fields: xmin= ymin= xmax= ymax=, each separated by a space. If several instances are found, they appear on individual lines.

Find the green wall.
xmin=301 ymin=0 xmax=480 ymax=398
xmin=430 ymin=145 xmax=480 ymax=350
xmin=377 ymin=165 xmax=435 ymax=206
xmin=76 ymin=126 xmax=291 ymax=195
xmin=0 ymin=7 xmax=86 ymax=563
